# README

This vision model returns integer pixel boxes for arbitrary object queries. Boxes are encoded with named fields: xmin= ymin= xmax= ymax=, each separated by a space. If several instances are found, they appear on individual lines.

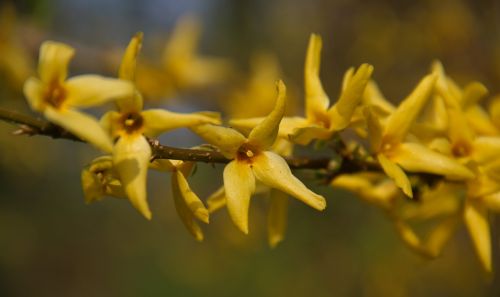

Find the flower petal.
xmin=38 ymin=41 xmax=74 ymax=84
xmin=223 ymin=160 xmax=255 ymax=234
xmin=377 ymin=153 xmax=413 ymax=198
xmin=364 ymin=106 xmax=383 ymax=152
xmin=268 ymin=189 xmax=288 ymax=248
xmin=173 ymin=169 xmax=209 ymax=223
xmin=464 ymin=201 xmax=492 ymax=272
xmin=65 ymin=75 xmax=134 ymax=108
xmin=171 ymin=172 xmax=204 ymax=241
xmin=304 ymin=34 xmax=330 ymax=120
xmin=391 ymin=142 xmax=474 ymax=180
xmin=289 ymin=124 xmax=331 ymax=146
xmin=119 ymin=32 xmax=143 ymax=81
xmin=113 ymin=135 xmax=152 ymax=220
xmin=206 ymin=186 xmax=227 ymax=213
xmin=247 ymin=80 xmax=286 ymax=150
xmin=190 ymin=124 xmax=246 ymax=159
xmin=384 ymin=73 xmax=437 ymax=143
xmin=252 ymin=151 xmax=326 ymax=210
xmin=328 ymin=63 xmax=373 ymax=130
xmin=23 ymin=77 xmax=44 ymax=111
xmin=142 ymin=109 xmax=220 ymax=137
xmin=44 ymin=107 xmax=113 ymax=152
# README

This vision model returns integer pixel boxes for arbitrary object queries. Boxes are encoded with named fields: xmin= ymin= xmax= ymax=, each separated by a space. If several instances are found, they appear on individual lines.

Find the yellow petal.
xmin=23 ymin=77 xmax=44 ymax=111
xmin=81 ymin=156 xmax=125 ymax=203
xmin=142 ymin=109 xmax=220 ymax=137
xmin=113 ymin=135 xmax=152 ymax=220
xmin=268 ymin=189 xmax=288 ymax=248
xmin=65 ymin=75 xmax=134 ymax=108
xmin=38 ymin=41 xmax=75 ymax=83
xmin=289 ymin=124 xmax=331 ymax=146
xmin=252 ymin=151 xmax=326 ymax=210
xmin=304 ymin=34 xmax=330 ymax=119
xmin=171 ymin=172 xmax=204 ymax=241
xmin=482 ymin=192 xmax=500 ymax=212
xmin=384 ymin=73 xmax=437 ymax=143
xmin=44 ymin=107 xmax=113 ymax=153
xmin=248 ymin=80 xmax=286 ymax=149
xmin=472 ymin=137 xmax=500 ymax=164
xmin=462 ymin=81 xmax=488 ymax=107
xmin=173 ymin=170 xmax=209 ymax=223
xmin=394 ymin=220 xmax=425 ymax=256
xmin=391 ymin=143 xmax=474 ymax=180
xmin=362 ymin=80 xmax=395 ymax=115
xmin=206 ymin=186 xmax=227 ymax=213
xmin=464 ymin=201 xmax=492 ymax=272
xmin=149 ymin=159 xmax=177 ymax=172
xmin=119 ymin=32 xmax=143 ymax=81
xmin=377 ymin=153 xmax=413 ymax=198
xmin=162 ymin=15 xmax=200 ymax=67
xmin=229 ymin=116 xmax=308 ymax=140
xmin=364 ymin=106 xmax=383 ymax=152
xmin=223 ymin=160 xmax=255 ymax=234
xmin=99 ymin=110 xmax=122 ymax=140
xmin=328 ymin=63 xmax=374 ymax=130
xmin=190 ymin=124 xmax=246 ymax=159
xmin=426 ymin=216 xmax=459 ymax=257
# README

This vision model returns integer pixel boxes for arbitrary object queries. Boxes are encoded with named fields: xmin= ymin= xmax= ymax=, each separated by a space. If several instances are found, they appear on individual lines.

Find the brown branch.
xmin=0 ymin=107 xmax=346 ymax=170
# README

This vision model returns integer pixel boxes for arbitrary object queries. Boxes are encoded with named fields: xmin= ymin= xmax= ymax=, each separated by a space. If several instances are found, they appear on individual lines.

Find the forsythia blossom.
xmin=193 ymin=81 xmax=326 ymax=234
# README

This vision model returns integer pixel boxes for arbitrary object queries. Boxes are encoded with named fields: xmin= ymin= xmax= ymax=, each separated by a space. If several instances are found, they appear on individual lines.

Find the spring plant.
xmin=2 ymin=21 xmax=500 ymax=276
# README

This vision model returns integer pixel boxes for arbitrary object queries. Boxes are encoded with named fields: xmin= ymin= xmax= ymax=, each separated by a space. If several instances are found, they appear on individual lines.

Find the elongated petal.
xmin=384 ymin=73 xmax=437 ymax=143
xmin=230 ymin=116 xmax=308 ymax=139
xmin=23 ymin=77 xmax=45 ymax=111
xmin=391 ymin=142 xmax=474 ymax=180
xmin=44 ymin=107 xmax=113 ymax=152
xmin=362 ymin=80 xmax=395 ymax=114
xmin=304 ymin=34 xmax=330 ymax=119
xmin=190 ymin=124 xmax=246 ymax=159
xmin=252 ymin=151 xmax=326 ymax=210
xmin=38 ymin=41 xmax=74 ymax=83
xmin=462 ymin=81 xmax=488 ymax=107
xmin=206 ymin=186 xmax=227 ymax=213
xmin=171 ymin=173 xmax=204 ymax=241
xmin=378 ymin=153 xmax=412 ymax=198
xmin=364 ymin=106 xmax=383 ymax=152
xmin=289 ymin=124 xmax=331 ymax=146
xmin=65 ymin=75 xmax=134 ymax=108
xmin=248 ymin=80 xmax=286 ymax=149
xmin=426 ymin=216 xmax=459 ymax=257
xmin=268 ymin=189 xmax=288 ymax=248
xmin=119 ymin=32 xmax=143 ymax=81
xmin=113 ymin=135 xmax=152 ymax=220
xmin=464 ymin=201 xmax=492 ymax=272
xmin=173 ymin=170 xmax=209 ymax=223
xmin=328 ymin=63 xmax=373 ymax=130
xmin=142 ymin=109 xmax=220 ymax=137
xmin=223 ymin=160 xmax=255 ymax=234
xmin=472 ymin=137 xmax=500 ymax=164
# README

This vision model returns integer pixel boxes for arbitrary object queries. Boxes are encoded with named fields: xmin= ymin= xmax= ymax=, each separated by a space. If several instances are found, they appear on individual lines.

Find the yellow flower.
xmin=150 ymin=159 xmax=209 ymax=241
xmin=81 ymin=156 xmax=126 ymax=204
xmin=23 ymin=41 xmax=134 ymax=152
xmin=365 ymin=69 xmax=474 ymax=198
xmin=100 ymin=33 xmax=220 ymax=220
xmin=136 ymin=16 xmax=232 ymax=99
xmin=193 ymin=80 xmax=326 ymax=234
xmin=230 ymin=34 xmax=373 ymax=146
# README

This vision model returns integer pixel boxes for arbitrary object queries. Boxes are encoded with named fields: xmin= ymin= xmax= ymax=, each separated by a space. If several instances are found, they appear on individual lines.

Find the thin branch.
xmin=0 ymin=107 xmax=377 ymax=172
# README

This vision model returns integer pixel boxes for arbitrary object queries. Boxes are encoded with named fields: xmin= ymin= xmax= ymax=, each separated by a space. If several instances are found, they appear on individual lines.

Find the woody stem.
xmin=0 ymin=107 xmax=376 ymax=171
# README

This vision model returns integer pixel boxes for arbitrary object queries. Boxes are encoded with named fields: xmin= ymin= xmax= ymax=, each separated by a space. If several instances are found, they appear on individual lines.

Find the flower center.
xmin=44 ymin=82 xmax=66 ymax=108
xmin=236 ymin=143 xmax=259 ymax=162
xmin=452 ymin=142 xmax=472 ymax=158
xmin=120 ymin=112 xmax=144 ymax=134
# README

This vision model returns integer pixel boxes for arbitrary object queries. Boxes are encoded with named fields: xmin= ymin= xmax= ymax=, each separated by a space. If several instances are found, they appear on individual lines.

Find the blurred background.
xmin=1 ymin=0 xmax=500 ymax=296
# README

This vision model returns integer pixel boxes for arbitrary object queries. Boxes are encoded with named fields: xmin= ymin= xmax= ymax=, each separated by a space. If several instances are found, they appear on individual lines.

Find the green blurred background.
xmin=1 ymin=0 xmax=500 ymax=296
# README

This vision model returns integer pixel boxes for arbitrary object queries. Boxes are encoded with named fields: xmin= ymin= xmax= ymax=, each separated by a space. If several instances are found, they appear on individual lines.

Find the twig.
xmin=0 ymin=107 xmax=344 ymax=170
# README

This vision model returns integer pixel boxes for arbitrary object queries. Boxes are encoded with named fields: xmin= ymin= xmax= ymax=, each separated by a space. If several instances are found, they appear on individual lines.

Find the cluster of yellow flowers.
xmin=20 ymin=30 xmax=500 ymax=273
